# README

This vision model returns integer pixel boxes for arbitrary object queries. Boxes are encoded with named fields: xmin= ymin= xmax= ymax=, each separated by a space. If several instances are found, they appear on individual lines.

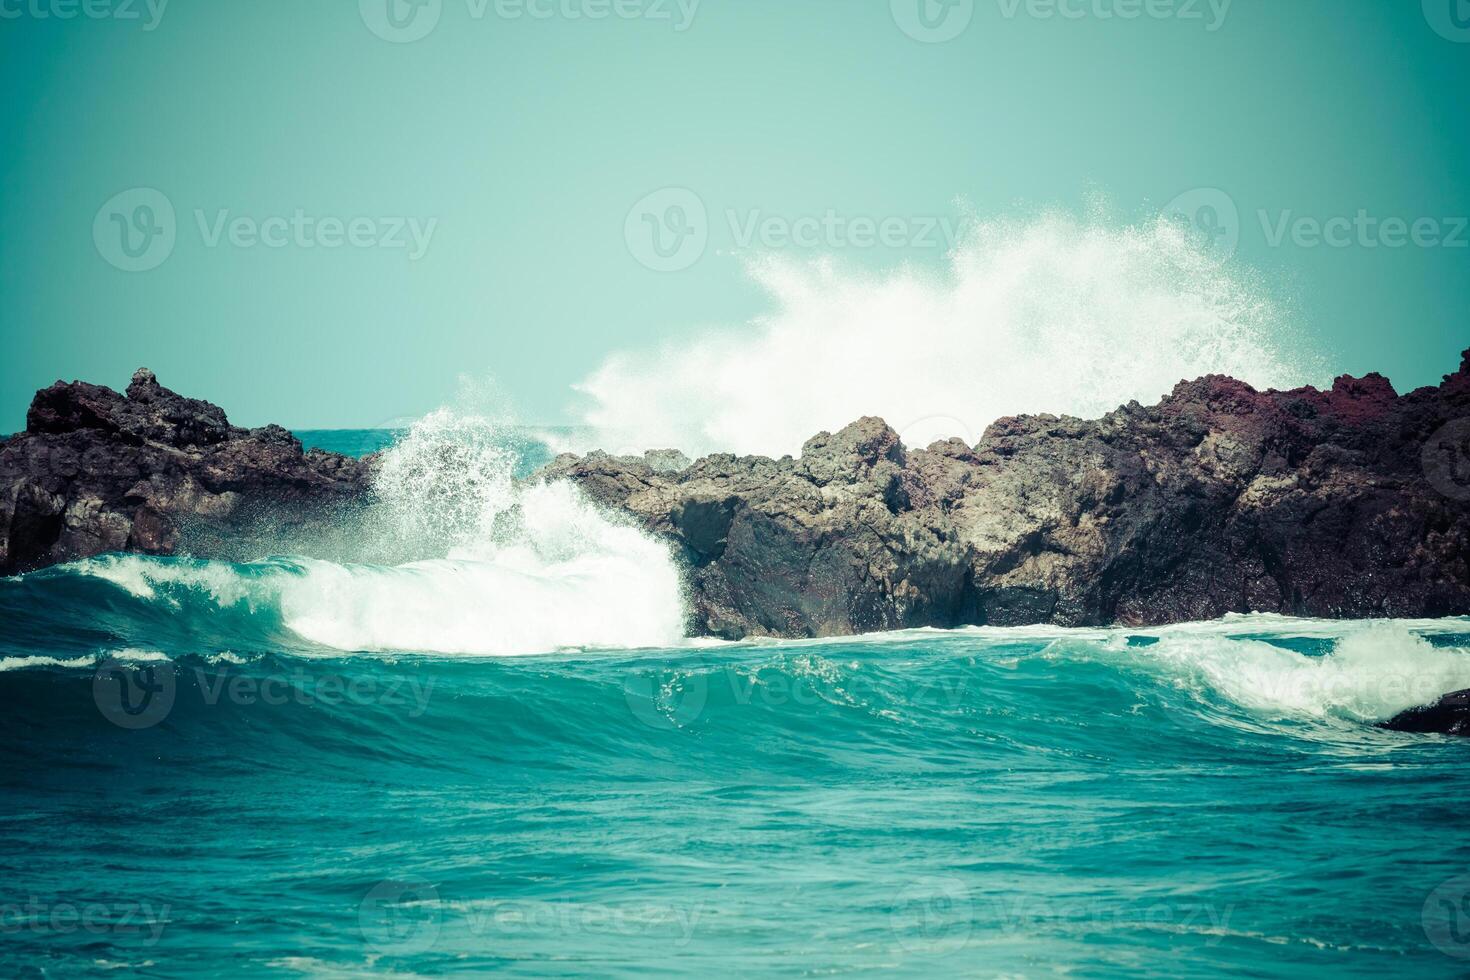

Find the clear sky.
xmin=1 ymin=0 xmax=1467 ymax=433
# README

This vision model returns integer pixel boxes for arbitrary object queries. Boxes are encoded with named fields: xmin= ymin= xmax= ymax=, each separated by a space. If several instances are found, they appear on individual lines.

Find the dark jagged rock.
xmin=539 ymin=349 xmax=1470 ymax=639
xmin=1379 ymin=689 xmax=1470 ymax=736
xmin=0 ymin=369 xmax=373 ymax=574
xmin=5 ymin=352 xmax=1469 ymax=641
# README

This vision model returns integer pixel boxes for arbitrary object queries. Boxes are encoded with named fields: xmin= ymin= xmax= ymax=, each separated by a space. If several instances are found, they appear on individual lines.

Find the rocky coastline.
xmin=3 ymin=354 xmax=1468 ymax=642
xmin=545 ymin=350 xmax=1470 ymax=639
xmin=0 ymin=369 xmax=372 ymax=574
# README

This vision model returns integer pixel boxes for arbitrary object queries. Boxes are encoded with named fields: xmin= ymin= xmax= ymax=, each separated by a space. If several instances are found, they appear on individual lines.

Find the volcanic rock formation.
xmin=0 ymin=369 xmax=371 ymax=574
xmin=3 ymin=354 xmax=1468 ymax=642
xmin=541 ymin=350 xmax=1470 ymax=638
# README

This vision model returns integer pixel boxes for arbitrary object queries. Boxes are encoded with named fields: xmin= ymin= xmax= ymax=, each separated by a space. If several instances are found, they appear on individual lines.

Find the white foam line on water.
xmin=1113 ymin=622 xmax=1470 ymax=722
xmin=0 ymin=648 xmax=171 ymax=672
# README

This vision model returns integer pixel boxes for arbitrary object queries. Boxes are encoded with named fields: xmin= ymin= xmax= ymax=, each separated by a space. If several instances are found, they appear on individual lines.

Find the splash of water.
xmin=370 ymin=408 xmax=521 ymax=558
xmin=571 ymin=211 xmax=1318 ymax=457
xmin=266 ymin=411 xmax=688 ymax=653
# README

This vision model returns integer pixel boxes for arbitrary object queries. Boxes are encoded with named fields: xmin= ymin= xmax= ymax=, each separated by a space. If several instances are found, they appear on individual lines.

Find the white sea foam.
xmin=570 ymin=211 xmax=1319 ymax=458
xmin=74 ymin=555 xmax=255 ymax=607
xmin=277 ymin=486 xmax=685 ymax=655
xmin=279 ymin=412 xmax=686 ymax=655
xmin=62 ymin=411 xmax=688 ymax=657
xmin=1117 ymin=621 xmax=1470 ymax=722
xmin=0 ymin=648 xmax=172 ymax=673
xmin=0 ymin=655 xmax=99 ymax=672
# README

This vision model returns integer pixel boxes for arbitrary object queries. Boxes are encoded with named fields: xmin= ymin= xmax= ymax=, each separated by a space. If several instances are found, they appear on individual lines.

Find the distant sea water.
xmin=3 ymin=420 xmax=1470 ymax=978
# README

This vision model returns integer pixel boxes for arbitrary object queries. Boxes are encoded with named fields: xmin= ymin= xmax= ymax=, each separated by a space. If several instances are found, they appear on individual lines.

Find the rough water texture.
xmin=4 ymin=613 xmax=1470 ymax=977
xmin=5 ymin=389 xmax=1470 ymax=974
xmin=3 ymin=352 xmax=1469 ymax=641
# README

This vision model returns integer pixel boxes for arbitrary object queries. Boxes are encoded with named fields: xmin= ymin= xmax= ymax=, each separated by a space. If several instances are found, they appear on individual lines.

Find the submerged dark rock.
xmin=1379 ymin=689 xmax=1470 ymax=736
xmin=0 ymin=369 xmax=373 ymax=574
xmin=541 ymin=349 xmax=1470 ymax=639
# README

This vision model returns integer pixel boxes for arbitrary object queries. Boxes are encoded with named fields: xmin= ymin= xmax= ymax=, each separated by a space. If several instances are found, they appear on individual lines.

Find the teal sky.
xmin=1 ymin=0 xmax=1467 ymax=433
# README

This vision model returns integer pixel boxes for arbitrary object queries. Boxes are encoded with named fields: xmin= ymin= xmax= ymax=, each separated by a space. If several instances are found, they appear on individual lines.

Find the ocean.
xmin=3 ymin=427 xmax=1469 ymax=978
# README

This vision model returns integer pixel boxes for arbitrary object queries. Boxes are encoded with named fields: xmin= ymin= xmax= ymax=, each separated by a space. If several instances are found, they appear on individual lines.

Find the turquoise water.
xmin=4 ymin=431 xmax=1470 ymax=977
xmin=296 ymin=428 xmax=563 ymax=478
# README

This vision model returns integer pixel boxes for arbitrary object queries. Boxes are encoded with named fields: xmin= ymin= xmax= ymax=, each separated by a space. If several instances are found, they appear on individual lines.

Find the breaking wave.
xmin=12 ymin=411 xmax=687 ymax=657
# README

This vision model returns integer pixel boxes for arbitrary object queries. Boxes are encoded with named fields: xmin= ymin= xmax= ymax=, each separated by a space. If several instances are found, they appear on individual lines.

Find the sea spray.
xmin=275 ymin=410 xmax=687 ymax=653
xmin=370 ymin=407 xmax=521 ymax=557
xmin=55 ymin=412 xmax=689 ymax=657
xmin=568 ymin=211 xmax=1319 ymax=457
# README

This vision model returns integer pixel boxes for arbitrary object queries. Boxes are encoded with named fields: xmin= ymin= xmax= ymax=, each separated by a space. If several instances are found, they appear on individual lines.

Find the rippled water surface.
xmin=3 ymin=427 xmax=1469 ymax=977
xmin=4 ymin=599 xmax=1470 ymax=976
